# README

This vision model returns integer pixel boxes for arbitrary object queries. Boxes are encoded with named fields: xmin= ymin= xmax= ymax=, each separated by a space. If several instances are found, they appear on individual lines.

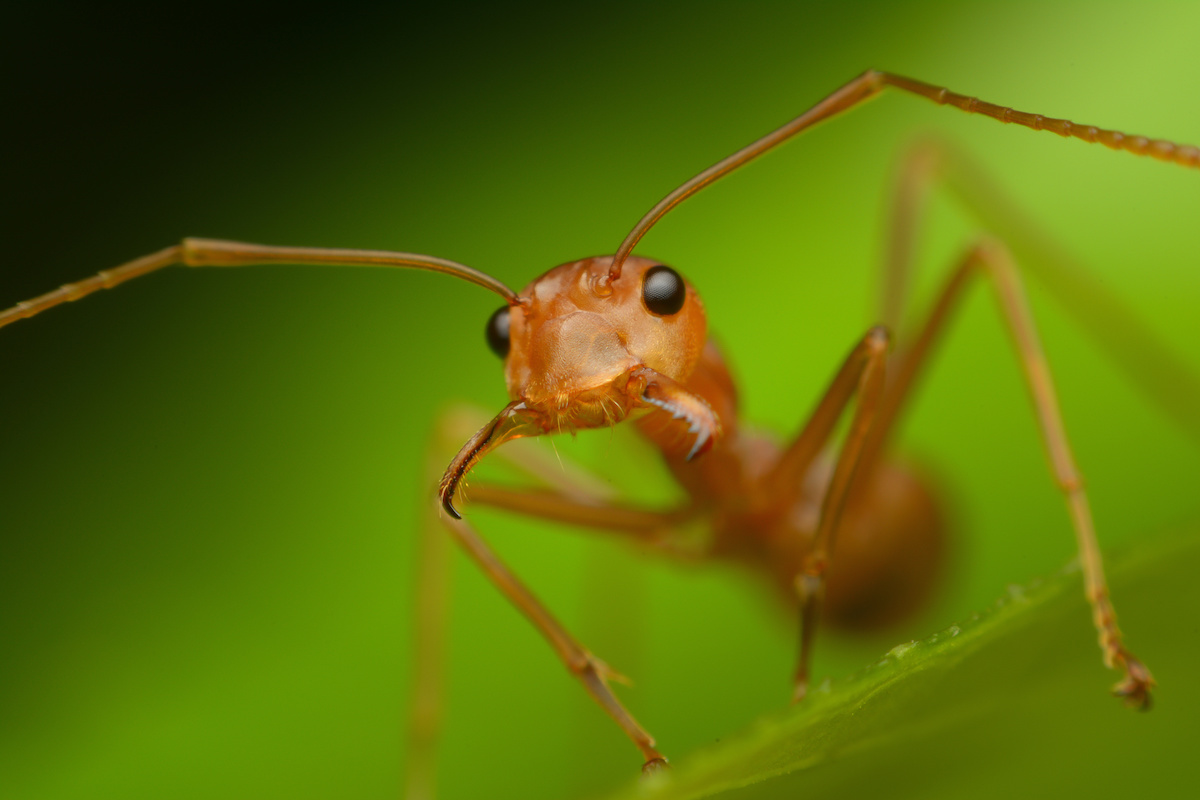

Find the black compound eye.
xmin=642 ymin=265 xmax=686 ymax=316
xmin=485 ymin=306 xmax=510 ymax=358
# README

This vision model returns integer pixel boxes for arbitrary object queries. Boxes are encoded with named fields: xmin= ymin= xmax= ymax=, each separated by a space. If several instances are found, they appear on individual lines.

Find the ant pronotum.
xmin=4 ymin=71 xmax=1197 ymax=795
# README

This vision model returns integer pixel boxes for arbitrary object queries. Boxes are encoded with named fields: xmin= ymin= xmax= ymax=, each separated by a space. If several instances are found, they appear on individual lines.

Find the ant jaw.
xmin=437 ymin=366 xmax=722 ymax=518
xmin=630 ymin=367 xmax=721 ymax=461
xmin=438 ymin=401 xmax=541 ymax=518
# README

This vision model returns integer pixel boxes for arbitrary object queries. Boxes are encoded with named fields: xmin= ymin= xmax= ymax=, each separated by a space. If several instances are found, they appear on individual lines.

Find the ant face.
xmin=436 ymin=255 xmax=715 ymax=519
xmin=494 ymin=255 xmax=707 ymax=431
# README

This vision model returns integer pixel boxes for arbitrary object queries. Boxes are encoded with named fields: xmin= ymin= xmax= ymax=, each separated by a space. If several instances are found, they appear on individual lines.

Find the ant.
xmin=3 ymin=71 xmax=1197 ymax=796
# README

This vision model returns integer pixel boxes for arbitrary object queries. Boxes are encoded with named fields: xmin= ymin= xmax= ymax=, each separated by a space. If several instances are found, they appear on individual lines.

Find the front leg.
xmin=408 ymin=406 xmax=705 ymax=798
xmin=438 ymin=508 xmax=667 ymax=770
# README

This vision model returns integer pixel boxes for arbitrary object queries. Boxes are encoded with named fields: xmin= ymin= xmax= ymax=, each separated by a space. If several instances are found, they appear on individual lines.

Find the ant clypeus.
xmin=3 ymin=72 xmax=1197 ymax=796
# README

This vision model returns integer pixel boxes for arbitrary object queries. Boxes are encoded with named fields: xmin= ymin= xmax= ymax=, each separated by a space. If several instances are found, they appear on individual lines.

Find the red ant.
xmin=4 ymin=72 xmax=1196 ymax=794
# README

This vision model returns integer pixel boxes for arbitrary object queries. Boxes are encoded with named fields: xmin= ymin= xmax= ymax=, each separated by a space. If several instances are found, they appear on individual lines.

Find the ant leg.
xmin=466 ymin=483 xmax=700 ymax=560
xmin=405 ymin=478 xmax=453 ymax=800
xmin=438 ymin=509 xmax=667 ymax=769
xmin=764 ymin=328 xmax=891 ymax=702
xmin=875 ymin=138 xmax=1200 ymax=445
xmin=405 ymin=412 xmax=681 ymax=796
xmin=874 ymin=239 xmax=1154 ymax=709
xmin=404 ymin=413 xmax=486 ymax=800
xmin=405 ymin=413 xmax=690 ymax=796
xmin=868 ymin=143 xmax=1165 ymax=707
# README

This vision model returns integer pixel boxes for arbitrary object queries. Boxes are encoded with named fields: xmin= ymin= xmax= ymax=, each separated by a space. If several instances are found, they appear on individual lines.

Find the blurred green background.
xmin=4 ymin=2 xmax=1199 ymax=799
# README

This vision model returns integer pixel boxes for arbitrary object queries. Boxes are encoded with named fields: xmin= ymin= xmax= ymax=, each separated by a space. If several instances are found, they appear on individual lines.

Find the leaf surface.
xmin=595 ymin=528 xmax=1200 ymax=800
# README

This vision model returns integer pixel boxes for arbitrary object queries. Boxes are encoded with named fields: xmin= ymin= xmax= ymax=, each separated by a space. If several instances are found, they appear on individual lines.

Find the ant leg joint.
xmin=1058 ymin=473 xmax=1086 ymax=494
xmin=566 ymin=650 xmax=631 ymax=687
xmin=793 ymin=570 xmax=823 ymax=598
xmin=968 ymin=237 xmax=1009 ymax=264
xmin=566 ymin=653 xmax=593 ymax=676
xmin=865 ymin=325 xmax=891 ymax=353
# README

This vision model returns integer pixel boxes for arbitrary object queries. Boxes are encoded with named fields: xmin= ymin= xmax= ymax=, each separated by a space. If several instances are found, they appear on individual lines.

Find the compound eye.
xmin=485 ymin=306 xmax=510 ymax=358
xmin=642 ymin=265 xmax=686 ymax=316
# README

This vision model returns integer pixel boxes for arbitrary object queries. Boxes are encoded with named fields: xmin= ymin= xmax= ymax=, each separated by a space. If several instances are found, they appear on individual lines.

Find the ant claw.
xmin=641 ymin=757 xmax=670 ymax=776
xmin=1112 ymin=658 xmax=1155 ymax=711
xmin=1113 ymin=680 xmax=1153 ymax=711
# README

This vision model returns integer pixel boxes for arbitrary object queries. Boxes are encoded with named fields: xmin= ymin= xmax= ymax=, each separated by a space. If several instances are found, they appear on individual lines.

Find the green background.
xmin=4 ymin=2 xmax=1199 ymax=799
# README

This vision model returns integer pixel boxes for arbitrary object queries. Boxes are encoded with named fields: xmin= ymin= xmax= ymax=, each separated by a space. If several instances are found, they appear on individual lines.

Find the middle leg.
xmin=764 ymin=326 xmax=892 ymax=702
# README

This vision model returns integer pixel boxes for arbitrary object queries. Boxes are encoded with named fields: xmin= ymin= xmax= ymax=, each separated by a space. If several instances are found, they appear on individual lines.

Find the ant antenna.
xmin=1 ymin=238 xmax=521 ymax=330
xmin=608 ymin=70 xmax=1199 ymax=282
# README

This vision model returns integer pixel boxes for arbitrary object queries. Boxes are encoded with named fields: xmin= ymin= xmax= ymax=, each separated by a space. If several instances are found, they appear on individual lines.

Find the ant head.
xmin=497 ymin=255 xmax=706 ymax=420
xmin=438 ymin=255 xmax=710 ymax=519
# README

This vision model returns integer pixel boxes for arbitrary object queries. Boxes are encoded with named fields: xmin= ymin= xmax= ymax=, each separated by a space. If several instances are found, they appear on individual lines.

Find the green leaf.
xmin=595 ymin=528 xmax=1200 ymax=800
